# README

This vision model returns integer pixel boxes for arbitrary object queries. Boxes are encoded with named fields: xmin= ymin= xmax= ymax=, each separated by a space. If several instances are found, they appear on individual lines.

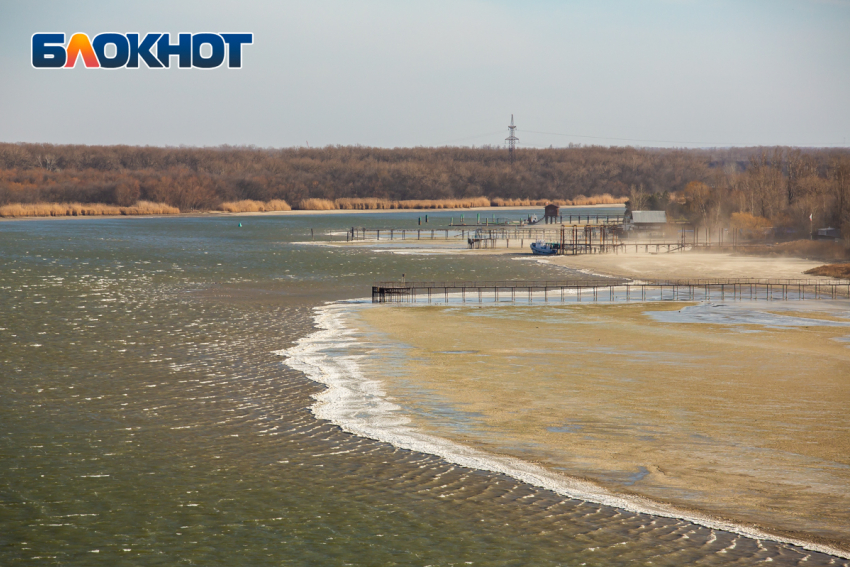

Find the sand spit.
xmin=544 ymin=251 xmax=831 ymax=281
xmin=280 ymin=300 xmax=850 ymax=559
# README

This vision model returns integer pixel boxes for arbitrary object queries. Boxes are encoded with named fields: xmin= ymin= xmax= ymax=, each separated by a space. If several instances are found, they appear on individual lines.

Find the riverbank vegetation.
xmin=0 ymin=143 xmax=847 ymax=237
xmin=0 ymin=200 xmax=179 ymax=218
xmin=218 ymin=199 xmax=291 ymax=213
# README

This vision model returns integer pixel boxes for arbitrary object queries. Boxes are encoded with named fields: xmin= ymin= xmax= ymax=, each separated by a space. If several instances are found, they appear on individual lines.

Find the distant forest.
xmin=0 ymin=143 xmax=848 ymax=234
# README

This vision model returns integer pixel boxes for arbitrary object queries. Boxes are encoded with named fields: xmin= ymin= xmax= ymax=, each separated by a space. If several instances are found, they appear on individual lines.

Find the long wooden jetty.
xmin=348 ymin=225 xmax=619 ymax=239
xmin=449 ymin=213 xmax=625 ymax=226
xmin=346 ymin=224 xmax=624 ymax=251
xmin=372 ymin=278 xmax=850 ymax=303
xmin=344 ymin=226 xmax=774 ymax=256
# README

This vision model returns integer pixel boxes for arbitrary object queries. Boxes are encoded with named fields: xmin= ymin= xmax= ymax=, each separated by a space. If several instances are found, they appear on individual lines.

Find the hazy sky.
xmin=1 ymin=0 xmax=848 ymax=148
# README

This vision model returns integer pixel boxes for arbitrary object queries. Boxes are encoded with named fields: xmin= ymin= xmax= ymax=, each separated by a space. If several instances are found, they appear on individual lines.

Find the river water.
xmin=1 ymin=210 xmax=844 ymax=565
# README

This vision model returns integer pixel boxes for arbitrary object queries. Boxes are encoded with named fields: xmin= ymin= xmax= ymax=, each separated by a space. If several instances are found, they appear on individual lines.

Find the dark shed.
xmin=544 ymin=204 xmax=560 ymax=224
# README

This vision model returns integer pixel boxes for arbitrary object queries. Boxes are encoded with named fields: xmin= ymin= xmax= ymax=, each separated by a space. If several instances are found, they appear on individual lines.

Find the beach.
xmin=545 ymin=250 xmax=834 ymax=281
xmin=343 ymin=298 xmax=850 ymax=552
xmin=294 ymin=237 xmax=850 ymax=554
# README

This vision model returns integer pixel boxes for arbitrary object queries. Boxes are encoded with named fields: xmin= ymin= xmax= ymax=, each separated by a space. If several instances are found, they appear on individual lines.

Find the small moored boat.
xmin=530 ymin=240 xmax=557 ymax=255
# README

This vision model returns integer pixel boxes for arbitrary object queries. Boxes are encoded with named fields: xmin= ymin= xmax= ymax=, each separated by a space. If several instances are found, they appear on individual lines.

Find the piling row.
xmin=371 ymin=279 xmax=850 ymax=303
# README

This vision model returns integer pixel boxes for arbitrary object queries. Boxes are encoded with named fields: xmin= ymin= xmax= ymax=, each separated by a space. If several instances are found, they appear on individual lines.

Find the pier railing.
xmin=371 ymin=278 xmax=850 ymax=303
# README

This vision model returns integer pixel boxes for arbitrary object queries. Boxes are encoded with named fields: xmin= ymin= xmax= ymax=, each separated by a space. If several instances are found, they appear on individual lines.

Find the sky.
xmin=1 ymin=0 xmax=848 ymax=149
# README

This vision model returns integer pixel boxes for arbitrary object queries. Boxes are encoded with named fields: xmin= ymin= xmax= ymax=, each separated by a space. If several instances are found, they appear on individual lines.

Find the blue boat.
xmin=530 ymin=240 xmax=558 ymax=255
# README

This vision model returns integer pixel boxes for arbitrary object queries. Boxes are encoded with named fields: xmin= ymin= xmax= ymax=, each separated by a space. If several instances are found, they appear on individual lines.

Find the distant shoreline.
xmin=0 ymin=203 xmax=625 ymax=222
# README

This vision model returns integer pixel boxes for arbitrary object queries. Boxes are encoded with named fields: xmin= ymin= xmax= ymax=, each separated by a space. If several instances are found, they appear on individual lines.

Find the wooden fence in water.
xmin=372 ymin=278 xmax=850 ymax=303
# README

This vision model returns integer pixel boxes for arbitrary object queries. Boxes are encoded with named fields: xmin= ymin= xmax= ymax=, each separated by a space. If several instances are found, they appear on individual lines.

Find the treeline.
xmin=663 ymin=148 xmax=850 ymax=237
xmin=0 ymin=143 xmax=848 ymax=234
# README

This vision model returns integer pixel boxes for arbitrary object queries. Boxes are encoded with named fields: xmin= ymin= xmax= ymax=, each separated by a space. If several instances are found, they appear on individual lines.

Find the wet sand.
xmin=352 ymin=300 xmax=850 ymax=549
xmin=547 ymin=251 xmax=829 ymax=280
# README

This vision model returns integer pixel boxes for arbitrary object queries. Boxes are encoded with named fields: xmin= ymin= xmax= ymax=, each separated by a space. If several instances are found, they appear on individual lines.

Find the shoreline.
xmin=0 ymin=203 xmax=624 ymax=222
xmin=281 ymin=299 xmax=850 ymax=560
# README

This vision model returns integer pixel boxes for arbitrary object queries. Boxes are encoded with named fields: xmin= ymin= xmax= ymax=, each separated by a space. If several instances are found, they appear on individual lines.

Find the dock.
xmin=448 ymin=213 xmax=625 ymax=226
xmin=347 ymin=225 xmax=627 ymax=253
xmin=371 ymin=278 xmax=850 ymax=303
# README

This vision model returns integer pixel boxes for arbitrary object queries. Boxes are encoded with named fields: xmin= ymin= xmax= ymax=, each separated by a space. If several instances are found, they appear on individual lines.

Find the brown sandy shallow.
xmin=351 ymin=301 xmax=850 ymax=549
xmin=545 ymin=251 xmax=834 ymax=281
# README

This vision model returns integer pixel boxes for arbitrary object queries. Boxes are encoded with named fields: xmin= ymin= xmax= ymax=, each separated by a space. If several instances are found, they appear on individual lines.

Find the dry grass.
xmin=0 ymin=194 xmax=624 ymax=217
xmin=335 ymin=198 xmax=395 ymax=210
xmin=0 ymin=201 xmax=180 ymax=218
xmin=491 ymin=194 xmax=627 ymax=207
xmin=804 ymin=264 xmax=850 ymax=279
xmin=739 ymin=240 xmax=850 ymax=262
xmin=218 ymin=199 xmax=292 ymax=213
xmin=121 ymin=201 xmax=180 ymax=215
xmin=567 ymin=194 xmax=628 ymax=206
xmin=396 ymin=197 xmax=491 ymax=209
xmin=219 ymin=200 xmax=266 ymax=213
xmin=265 ymin=199 xmax=292 ymax=211
xmin=491 ymin=198 xmax=547 ymax=207
xmin=297 ymin=198 xmax=337 ymax=210
xmin=301 ymin=197 xmax=492 ymax=210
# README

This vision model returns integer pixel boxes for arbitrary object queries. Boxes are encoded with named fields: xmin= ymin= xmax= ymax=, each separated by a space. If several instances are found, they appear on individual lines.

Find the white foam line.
xmin=278 ymin=300 xmax=849 ymax=560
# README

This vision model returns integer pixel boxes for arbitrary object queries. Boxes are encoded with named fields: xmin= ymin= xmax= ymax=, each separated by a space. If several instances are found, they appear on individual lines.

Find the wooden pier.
xmin=347 ymin=224 xmax=627 ymax=254
xmin=449 ymin=213 xmax=625 ymax=226
xmin=372 ymin=278 xmax=850 ymax=303
xmin=348 ymin=227 xmax=455 ymax=241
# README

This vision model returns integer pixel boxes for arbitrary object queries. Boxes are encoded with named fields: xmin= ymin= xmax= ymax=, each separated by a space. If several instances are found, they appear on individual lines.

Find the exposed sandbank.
xmin=544 ymin=251 xmax=837 ymax=281
xmin=352 ymin=301 xmax=850 ymax=551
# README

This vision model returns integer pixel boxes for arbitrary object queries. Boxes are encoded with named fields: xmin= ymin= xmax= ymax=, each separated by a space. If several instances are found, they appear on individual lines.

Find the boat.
xmin=530 ymin=240 xmax=557 ymax=255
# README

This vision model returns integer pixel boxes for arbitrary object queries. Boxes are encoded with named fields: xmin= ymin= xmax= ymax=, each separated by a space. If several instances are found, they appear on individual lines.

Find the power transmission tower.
xmin=506 ymin=114 xmax=519 ymax=165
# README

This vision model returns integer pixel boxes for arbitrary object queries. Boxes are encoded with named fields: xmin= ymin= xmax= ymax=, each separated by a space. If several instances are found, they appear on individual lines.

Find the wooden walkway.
xmin=449 ymin=213 xmax=625 ymax=226
xmin=372 ymin=278 xmax=850 ymax=303
xmin=347 ymin=225 xmax=621 ymax=242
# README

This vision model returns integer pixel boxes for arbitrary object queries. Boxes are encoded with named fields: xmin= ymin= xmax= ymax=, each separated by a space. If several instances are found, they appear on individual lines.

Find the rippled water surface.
xmin=1 ymin=212 xmax=844 ymax=565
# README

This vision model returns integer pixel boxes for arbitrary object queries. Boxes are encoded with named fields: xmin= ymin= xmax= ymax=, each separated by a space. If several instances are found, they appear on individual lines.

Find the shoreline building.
xmin=624 ymin=210 xmax=667 ymax=232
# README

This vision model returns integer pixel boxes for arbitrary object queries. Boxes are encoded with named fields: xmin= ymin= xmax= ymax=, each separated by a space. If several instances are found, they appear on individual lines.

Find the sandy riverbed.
xmin=351 ymin=300 xmax=850 ymax=550
xmin=545 ymin=251 xmax=831 ymax=281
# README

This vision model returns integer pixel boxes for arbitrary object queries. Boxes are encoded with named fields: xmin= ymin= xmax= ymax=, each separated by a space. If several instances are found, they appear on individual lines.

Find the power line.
xmin=445 ymin=127 xmax=849 ymax=148
xmin=442 ymin=130 xmax=506 ymax=144
xmin=522 ymin=129 xmax=743 ymax=146
xmin=521 ymin=129 xmax=849 ymax=148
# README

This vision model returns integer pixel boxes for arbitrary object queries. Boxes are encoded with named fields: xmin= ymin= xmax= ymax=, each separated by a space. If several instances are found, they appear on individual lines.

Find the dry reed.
xmin=335 ymin=198 xmax=395 ymax=210
xmin=491 ymin=194 xmax=627 ymax=207
xmin=121 ymin=201 xmax=180 ymax=215
xmin=218 ymin=199 xmax=293 ymax=213
xmin=0 ymin=201 xmax=180 ymax=218
xmin=396 ymin=197 xmax=491 ymax=209
xmin=297 ymin=198 xmax=337 ymax=210
xmin=566 ymin=194 xmax=627 ymax=206
xmin=265 ymin=199 xmax=292 ymax=211
xmin=300 ymin=197 xmax=491 ymax=210
xmin=219 ymin=200 xmax=266 ymax=213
